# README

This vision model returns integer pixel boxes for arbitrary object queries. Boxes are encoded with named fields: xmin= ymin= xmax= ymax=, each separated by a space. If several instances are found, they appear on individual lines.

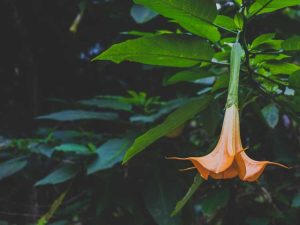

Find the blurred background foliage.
xmin=0 ymin=0 xmax=300 ymax=225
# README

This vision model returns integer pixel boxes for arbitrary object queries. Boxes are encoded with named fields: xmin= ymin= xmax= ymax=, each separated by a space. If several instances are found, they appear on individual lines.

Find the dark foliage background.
xmin=0 ymin=0 xmax=300 ymax=225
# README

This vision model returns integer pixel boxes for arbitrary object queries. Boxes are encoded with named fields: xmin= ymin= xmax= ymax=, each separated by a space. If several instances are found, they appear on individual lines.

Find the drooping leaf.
xmin=35 ymin=165 xmax=78 ymax=186
xmin=249 ymin=0 xmax=300 ymax=16
xmin=164 ymin=68 xmax=213 ymax=85
xmin=123 ymin=96 xmax=211 ymax=163
xmin=130 ymin=4 xmax=158 ymax=24
xmin=36 ymin=110 xmax=118 ymax=121
xmin=171 ymin=174 xmax=203 ymax=216
xmin=94 ymin=34 xmax=214 ymax=68
xmin=214 ymin=15 xmax=238 ymax=32
xmin=134 ymin=0 xmax=220 ymax=42
xmin=282 ymin=35 xmax=300 ymax=51
xmin=144 ymin=174 xmax=182 ymax=225
xmin=261 ymin=103 xmax=279 ymax=128
xmin=0 ymin=157 xmax=27 ymax=180
xmin=87 ymin=138 xmax=133 ymax=175
xmin=79 ymin=98 xmax=132 ymax=111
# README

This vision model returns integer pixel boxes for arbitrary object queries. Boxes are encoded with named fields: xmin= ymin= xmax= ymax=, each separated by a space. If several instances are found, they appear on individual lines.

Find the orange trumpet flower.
xmin=167 ymin=105 xmax=288 ymax=181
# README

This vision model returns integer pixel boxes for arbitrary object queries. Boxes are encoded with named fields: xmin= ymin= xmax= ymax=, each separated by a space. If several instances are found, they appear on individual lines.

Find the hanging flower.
xmin=167 ymin=104 xmax=242 ymax=180
xmin=168 ymin=42 xmax=288 ymax=181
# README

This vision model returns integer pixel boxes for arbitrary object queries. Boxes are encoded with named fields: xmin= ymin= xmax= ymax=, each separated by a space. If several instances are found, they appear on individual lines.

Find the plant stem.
xmin=226 ymin=40 xmax=243 ymax=108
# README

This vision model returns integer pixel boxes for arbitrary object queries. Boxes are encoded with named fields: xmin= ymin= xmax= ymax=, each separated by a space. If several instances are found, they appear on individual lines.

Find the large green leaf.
xmin=282 ymin=35 xmax=300 ymax=51
xmin=87 ymin=138 xmax=133 ymax=175
xmin=36 ymin=110 xmax=119 ymax=121
xmin=144 ymin=174 xmax=182 ymax=225
xmin=123 ymin=96 xmax=211 ymax=163
xmin=134 ymin=0 xmax=220 ymax=42
xmin=0 ymin=157 xmax=28 ymax=180
xmin=249 ymin=0 xmax=300 ymax=16
xmin=171 ymin=174 xmax=203 ymax=216
xmin=94 ymin=34 xmax=214 ymax=68
xmin=35 ymin=165 xmax=78 ymax=186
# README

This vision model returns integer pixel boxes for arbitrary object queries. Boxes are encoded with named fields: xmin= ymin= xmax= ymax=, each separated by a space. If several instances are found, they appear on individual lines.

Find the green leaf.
xmin=54 ymin=143 xmax=90 ymax=154
xmin=35 ymin=165 xmax=78 ymax=186
xmin=0 ymin=157 xmax=27 ymax=180
xmin=249 ymin=0 xmax=300 ymax=16
xmin=36 ymin=110 xmax=118 ymax=121
xmin=164 ymin=68 xmax=213 ymax=85
xmin=261 ymin=103 xmax=279 ymax=128
xmin=234 ymin=13 xmax=244 ymax=30
xmin=201 ymin=188 xmax=230 ymax=216
xmin=292 ymin=192 xmax=300 ymax=207
xmin=282 ymin=35 xmax=300 ymax=51
xmin=251 ymin=33 xmax=275 ymax=49
xmin=79 ymin=98 xmax=132 ymax=111
xmin=94 ymin=34 xmax=214 ymax=68
xmin=87 ymin=138 xmax=133 ymax=174
xmin=253 ymin=54 xmax=290 ymax=63
xmin=212 ymin=74 xmax=229 ymax=92
xmin=144 ymin=174 xmax=182 ymax=225
xmin=214 ymin=15 xmax=238 ymax=32
xmin=263 ymin=62 xmax=300 ymax=75
xmin=130 ymin=4 xmax=158 ymax=24
xmin=289 ymin=70 xmax=300 ymax=89
xmin=123 ymin=96 xmax=211 ymax=163
xmin=171 ymin=174 xmax=203 ymax=216
xmin=134 ymin=0 xmax=220 ymax=42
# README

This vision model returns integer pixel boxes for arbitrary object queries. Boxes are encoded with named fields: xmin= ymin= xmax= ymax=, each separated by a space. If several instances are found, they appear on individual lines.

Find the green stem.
xmin=226 ymin=41 xmax=243 ymax=108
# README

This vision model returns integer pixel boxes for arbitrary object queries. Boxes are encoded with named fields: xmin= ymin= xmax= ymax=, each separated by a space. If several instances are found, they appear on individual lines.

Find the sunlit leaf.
xmin=94 ymin=34 xmax=214 ymax=67
xmin=134 ymin=0 xmax=220 ymax=42
xmin=249 ymin=0 xmax=300 ymax=16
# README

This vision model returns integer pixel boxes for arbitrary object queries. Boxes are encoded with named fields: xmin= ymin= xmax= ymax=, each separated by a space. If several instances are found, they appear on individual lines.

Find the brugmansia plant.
xmin=95 ymin=0 xmax=299 ymax=178
xmin=92 ymin=0 xmax=300 ymax=218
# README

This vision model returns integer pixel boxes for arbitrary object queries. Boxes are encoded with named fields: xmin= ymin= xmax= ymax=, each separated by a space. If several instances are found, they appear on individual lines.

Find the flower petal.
xmin=236 ymin=151 xmax=288 ymax=182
